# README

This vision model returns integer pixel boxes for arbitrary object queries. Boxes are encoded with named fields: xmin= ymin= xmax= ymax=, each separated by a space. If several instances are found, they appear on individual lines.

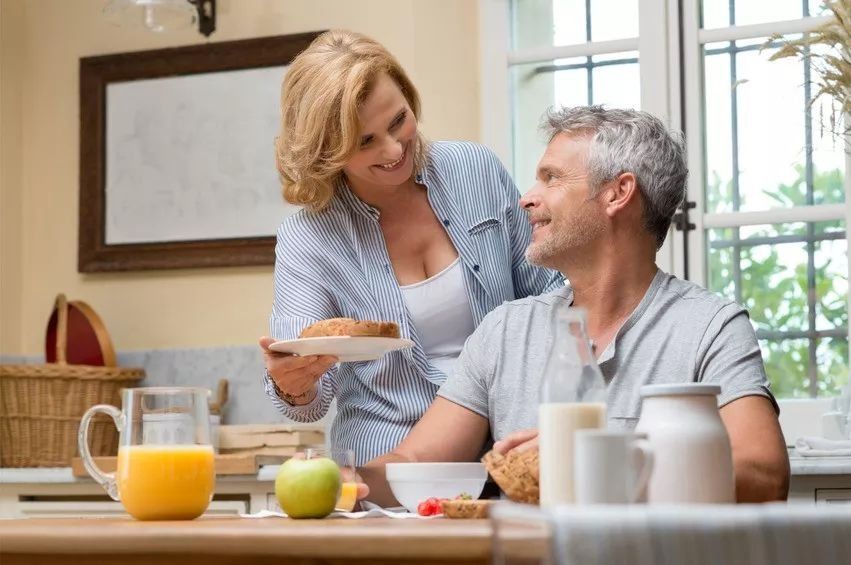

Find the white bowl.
xmin=385 ymin=462 xmax=487 ymax=513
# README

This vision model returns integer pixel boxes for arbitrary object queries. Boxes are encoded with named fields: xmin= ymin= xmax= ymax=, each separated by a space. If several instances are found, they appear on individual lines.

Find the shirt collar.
xmin=335 ymin=179 xmax=380 ymax=221
xmin=335 ymin=164 xmax=430 ymax=221
xmin=564 ymin=268 xmax=665 ymax=365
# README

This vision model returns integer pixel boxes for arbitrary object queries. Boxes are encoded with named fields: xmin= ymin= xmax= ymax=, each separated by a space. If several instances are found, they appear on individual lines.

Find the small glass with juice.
xmin=305 ymin=447 xmax=358 ymax=512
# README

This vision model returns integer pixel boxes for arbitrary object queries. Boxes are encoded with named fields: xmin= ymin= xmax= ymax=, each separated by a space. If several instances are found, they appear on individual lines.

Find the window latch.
xmin=673 ymin=200 xmax=696 ymax=232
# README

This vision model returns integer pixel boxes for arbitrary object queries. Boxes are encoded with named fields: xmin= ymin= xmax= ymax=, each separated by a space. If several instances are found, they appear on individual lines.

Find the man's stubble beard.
xmin=525 ymin=209 xmax=606 ymax=270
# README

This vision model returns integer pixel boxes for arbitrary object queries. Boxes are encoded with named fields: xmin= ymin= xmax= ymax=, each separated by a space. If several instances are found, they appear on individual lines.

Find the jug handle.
xmin=630 ymin=438 xmax=655 ymax=503
xmin=77 ymin=404 xmax=123 ymax=501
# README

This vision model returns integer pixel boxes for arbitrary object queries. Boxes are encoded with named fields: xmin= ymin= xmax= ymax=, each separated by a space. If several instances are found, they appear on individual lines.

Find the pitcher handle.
xmin=78 ymin=404 xmax=123 ymax=501
xmin=630 ymin=438 xmax=655 ymax=504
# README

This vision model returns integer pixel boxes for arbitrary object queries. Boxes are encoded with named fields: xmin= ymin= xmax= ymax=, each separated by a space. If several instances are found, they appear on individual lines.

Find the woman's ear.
xmin=603 ymin=172 xmax=639 ymax=218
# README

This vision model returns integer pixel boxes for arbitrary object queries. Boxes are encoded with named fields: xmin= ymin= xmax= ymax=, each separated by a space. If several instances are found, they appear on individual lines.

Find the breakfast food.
xmin=299 ymin=318 xmax=400 ymax=339
xmin=481 ymin=449 xmax=539 ymax=504
xmin=417 ymin=496 xmax=445 ymax=517
xmin=440 ymin=498 xmax=494 ymax=519
xmin=416 ymin=493 xmax=491 ymax=519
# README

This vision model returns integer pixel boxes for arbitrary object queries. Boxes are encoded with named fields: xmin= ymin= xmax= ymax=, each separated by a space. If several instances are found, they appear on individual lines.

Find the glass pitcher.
xmin=78 ymin=387 xmax=215 ymax=520
xmin=538 ymin=306 xmax=607 ymax=507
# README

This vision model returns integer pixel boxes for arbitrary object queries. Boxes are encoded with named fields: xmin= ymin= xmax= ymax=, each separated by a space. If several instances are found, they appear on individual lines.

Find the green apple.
xmin=275 ymin=456 xmax=342 ymax=519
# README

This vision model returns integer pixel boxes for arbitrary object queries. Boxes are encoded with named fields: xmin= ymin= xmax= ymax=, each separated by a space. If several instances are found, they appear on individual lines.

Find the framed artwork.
xmin=78 ymin=31 xmax=323 ymax=272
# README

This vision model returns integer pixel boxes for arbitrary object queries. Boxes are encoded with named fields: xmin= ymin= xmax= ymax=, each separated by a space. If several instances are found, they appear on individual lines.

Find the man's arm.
xmin=720 ymin=395 xmax=790 ymax=502
xmin=360 ymin=397 xmax=490 ymax=507
xmin=697 ymin=304 xmax=789 ymax=502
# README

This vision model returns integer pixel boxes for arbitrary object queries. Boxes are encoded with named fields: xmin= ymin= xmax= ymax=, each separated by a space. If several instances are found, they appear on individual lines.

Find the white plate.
xmin=268 ymin=336 xmax=415 ymax=362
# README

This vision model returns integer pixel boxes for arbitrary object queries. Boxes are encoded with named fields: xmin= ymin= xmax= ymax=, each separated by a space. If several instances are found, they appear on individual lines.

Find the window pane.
xmin=762 ymin=338 xmax=810 ymax=398
xmin=703 ymin=37 xmax=846 ymax=214
xmin=511 ymin=0 xmax=637 ymax=51
xmin=811 ymin=53 xmax=848 ymax=204
xmin=707 ymin=222 xmax=849 ymax=399
xmin=808 ymin=0 xmax=832 ymax=16
xmin=708 ymin=224 xmax=809 ymax=332
xmin=818 ymin=337 xmax=850 ymax=397
xmin=591 ymin=54 xmax=640 ymax=108
xmin=701 ymin=0 xmax=804 ymax=28
xmin=510 ymin=61 xmax=558 ymax=192
xmin=512 ymin=0 xmax=580 ymax=51
xmin=553 ymin=58 xmax=590 ymax=107
xmin=815 ymin=231 xmax=848 ymax=331
xmin=553 ymin=0 xmax=587 ymax=45
xmin=701 ymin=0 xmax=730 ymax=29
xmin=704 ymin=47 xmax=734 ymax=213
xmin=589 ymin=0 xmax=638 ymax=41
xmin=735 ymin=0 xmax=802 ymax=26
xmin=510 ymin=52 xmax=639 ymax=189
xmin=736 ymin=39 xmax=807 ymax=211
xmin=743 ymin=236 xmax=808 ymax=333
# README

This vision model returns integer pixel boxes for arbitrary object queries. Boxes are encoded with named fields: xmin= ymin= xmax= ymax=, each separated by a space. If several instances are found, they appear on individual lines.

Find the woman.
xmin=260 ymin=30 xmax=561 ymax=464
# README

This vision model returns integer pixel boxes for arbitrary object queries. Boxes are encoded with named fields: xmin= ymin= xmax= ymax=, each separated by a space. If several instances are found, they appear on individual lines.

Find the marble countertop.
xmin=788 ymin=453 xmax=851 ymax=475
xmin=0 ymin=466 xmax=278 ymax=484
xmin=3 ymin=454 xmax=850 ymax=484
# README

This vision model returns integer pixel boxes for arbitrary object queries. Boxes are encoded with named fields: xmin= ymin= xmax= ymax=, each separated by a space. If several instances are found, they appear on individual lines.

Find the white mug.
xmin=573 ymin=430 xmax=654 ymax=504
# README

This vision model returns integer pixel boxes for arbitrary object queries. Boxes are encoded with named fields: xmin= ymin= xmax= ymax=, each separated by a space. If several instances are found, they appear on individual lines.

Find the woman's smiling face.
xmin=342 ymin=73 xmax=418 ymax=192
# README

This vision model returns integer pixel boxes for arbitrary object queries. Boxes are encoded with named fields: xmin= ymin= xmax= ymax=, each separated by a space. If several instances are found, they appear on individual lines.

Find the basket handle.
xmin=55 ymin=294 xmax=68 ymax=366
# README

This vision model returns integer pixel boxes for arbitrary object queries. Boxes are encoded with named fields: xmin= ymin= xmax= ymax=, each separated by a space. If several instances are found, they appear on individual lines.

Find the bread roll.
xmin=481 ymin=449 xmax=539 ymax=504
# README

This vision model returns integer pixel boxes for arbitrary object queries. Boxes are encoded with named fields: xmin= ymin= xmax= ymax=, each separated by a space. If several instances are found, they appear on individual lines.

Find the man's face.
xmin=520 ymin=133 xmax=606 ymax=269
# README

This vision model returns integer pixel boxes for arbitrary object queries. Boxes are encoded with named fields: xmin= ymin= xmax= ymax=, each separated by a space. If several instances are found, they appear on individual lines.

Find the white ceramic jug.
xmin=635 ymin=383 xmax=735 ymax=503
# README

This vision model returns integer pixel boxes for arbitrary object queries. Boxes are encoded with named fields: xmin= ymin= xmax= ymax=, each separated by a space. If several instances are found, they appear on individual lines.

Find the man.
xmin=361 ymin=106 xmax=789 ymax=504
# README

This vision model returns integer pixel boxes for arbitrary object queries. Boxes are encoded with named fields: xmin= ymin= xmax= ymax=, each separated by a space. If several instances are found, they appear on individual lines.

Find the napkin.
xmin=240 ymin=504 xmax=436 ymax=520
xmin=531 ymin=504 xmax=851 ymax=565
xmin=795 ymin=436 xmax=851 ymax=456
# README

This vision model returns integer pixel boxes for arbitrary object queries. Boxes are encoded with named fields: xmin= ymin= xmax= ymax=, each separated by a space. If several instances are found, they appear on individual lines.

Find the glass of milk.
xmin=538 ymin=306 xmax=607 ymax=507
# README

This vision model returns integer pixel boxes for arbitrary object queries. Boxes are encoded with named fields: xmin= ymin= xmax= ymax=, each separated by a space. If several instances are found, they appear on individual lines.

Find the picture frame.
xmin=78 ymin=31 xmax=323 ymax=272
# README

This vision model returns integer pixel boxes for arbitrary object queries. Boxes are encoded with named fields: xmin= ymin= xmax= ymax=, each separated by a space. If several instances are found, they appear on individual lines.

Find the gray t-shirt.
xmin=437 ymin=269 xmax=778 ymax=440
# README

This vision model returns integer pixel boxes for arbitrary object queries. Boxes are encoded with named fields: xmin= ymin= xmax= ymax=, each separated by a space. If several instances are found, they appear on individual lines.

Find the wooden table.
xmin=0 ymin=516 xmax=493 ymax=564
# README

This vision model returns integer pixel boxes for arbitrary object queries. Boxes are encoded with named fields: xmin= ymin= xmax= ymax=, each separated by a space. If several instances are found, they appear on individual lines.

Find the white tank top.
xmin=399 ymin=258 xmax=476 ymax=377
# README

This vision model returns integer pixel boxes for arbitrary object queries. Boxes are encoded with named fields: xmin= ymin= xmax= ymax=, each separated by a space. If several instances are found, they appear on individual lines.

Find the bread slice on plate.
xmin=440 ymin=499 xmax=494 ymax=519
xmin=299 ymin=318 xmax=400 ymax=339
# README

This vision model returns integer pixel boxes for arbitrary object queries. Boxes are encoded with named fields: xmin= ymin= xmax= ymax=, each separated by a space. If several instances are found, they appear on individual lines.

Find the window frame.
xmin=680 ymin=0 xmax=850 ymax=397
xmin=480 ymin=0 xmax=681 ymax=273
xmin=479 ymin=0 xmax=851 ymax=398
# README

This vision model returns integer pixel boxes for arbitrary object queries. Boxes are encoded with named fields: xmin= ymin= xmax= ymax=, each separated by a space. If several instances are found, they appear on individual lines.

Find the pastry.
xmin=299 ymin=318 xmax=400 ymax=339
xmin=440 ymin=498 xmax=493 ymax=519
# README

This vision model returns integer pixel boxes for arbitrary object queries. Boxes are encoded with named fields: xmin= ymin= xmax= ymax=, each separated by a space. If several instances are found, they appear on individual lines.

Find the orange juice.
xmin=117 ymin=444 xmax=215 ymax=520
xmin=335 ymin=482 xmax=358 ymax=512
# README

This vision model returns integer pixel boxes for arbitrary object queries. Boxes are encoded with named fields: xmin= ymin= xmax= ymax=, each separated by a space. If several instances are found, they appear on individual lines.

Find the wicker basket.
xmin=0 ymin=296 xmax=144 ymax=467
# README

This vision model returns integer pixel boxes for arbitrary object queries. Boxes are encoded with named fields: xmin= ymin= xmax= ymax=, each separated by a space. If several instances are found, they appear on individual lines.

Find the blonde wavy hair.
xmin=275 ymin=30 xmax=428 ymax=211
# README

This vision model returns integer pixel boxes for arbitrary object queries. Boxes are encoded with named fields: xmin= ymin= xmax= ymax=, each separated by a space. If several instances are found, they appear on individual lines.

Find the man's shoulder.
xmin=652 ymin=272 xmax=746 ymax=326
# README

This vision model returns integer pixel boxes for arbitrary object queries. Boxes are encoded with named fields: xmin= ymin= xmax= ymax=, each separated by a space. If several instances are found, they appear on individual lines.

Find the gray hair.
xmin=541 ymin=105 xmax=688 ymax=249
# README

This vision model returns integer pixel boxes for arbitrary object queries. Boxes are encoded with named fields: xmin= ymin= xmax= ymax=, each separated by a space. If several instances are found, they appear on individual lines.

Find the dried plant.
xmin=764 ymin=0 xmax=851 ymax=140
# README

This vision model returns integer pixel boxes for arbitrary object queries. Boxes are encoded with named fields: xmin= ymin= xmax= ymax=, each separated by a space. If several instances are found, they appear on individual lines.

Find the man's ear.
xmin=603 ymin=172 xmax=640 ymax=218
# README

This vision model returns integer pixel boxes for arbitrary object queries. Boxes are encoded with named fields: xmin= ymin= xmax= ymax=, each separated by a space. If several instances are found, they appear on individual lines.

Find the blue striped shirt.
xmin=265 ymin=141 xmax=561 ymax=464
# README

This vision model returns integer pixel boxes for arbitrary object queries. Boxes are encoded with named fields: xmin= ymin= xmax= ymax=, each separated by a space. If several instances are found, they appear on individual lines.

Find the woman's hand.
xmin=259 ymin=336 xmax=337 ymax=404
xmin=493 ymin=428 xmax=539 ymax=455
